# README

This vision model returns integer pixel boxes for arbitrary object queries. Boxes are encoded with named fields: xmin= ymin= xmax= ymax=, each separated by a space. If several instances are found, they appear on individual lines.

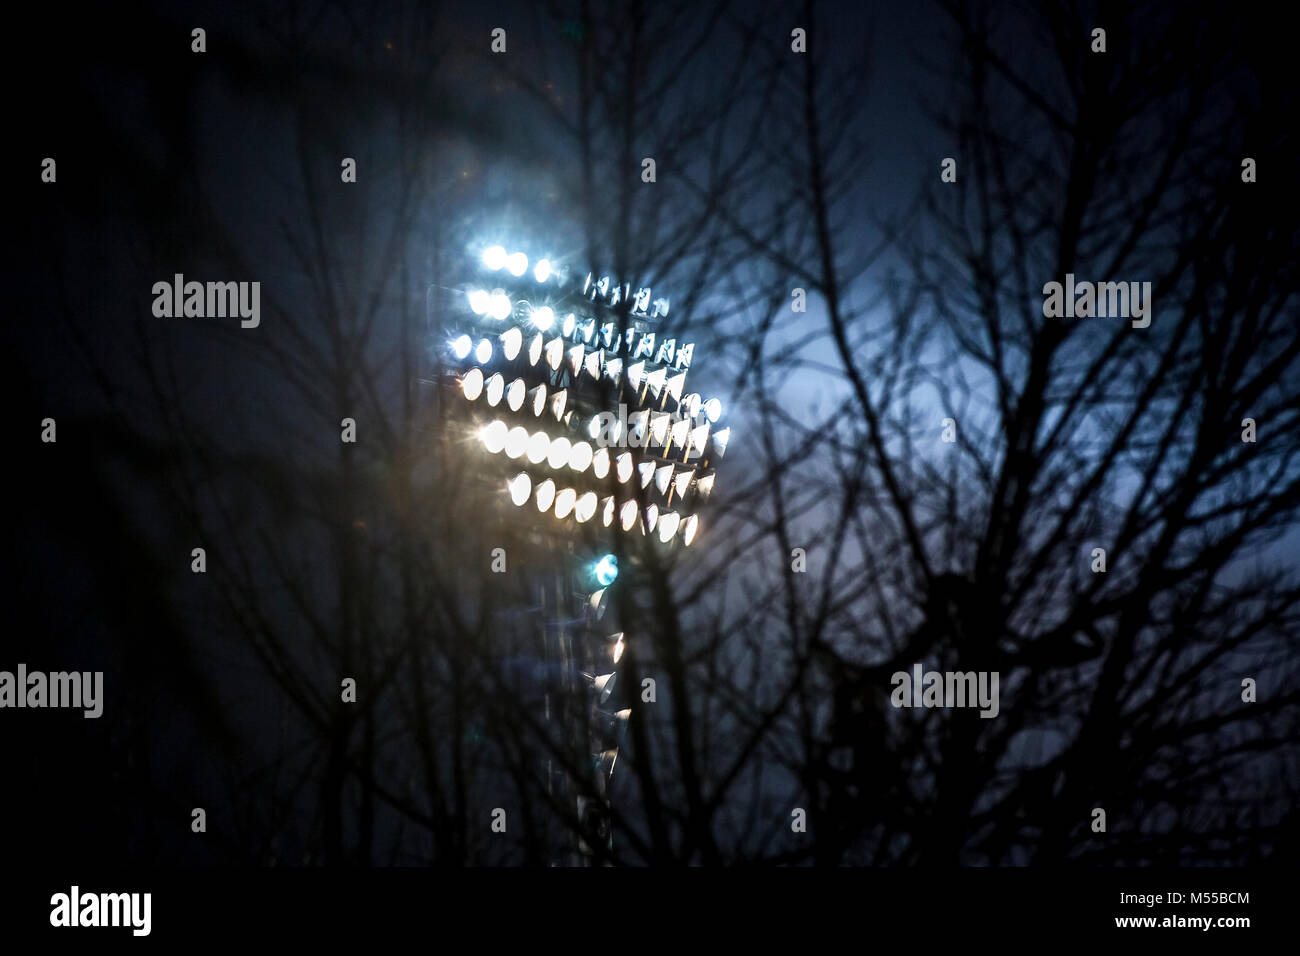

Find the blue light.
xmin=594 ymin=554 xmax=619 ymax=587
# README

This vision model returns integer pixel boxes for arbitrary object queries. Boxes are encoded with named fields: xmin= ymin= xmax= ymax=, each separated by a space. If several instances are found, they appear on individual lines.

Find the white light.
xmin=588 ymin=416 xmax=603 ymax=439
xmin=529 ymin=385 xmax=546 ymax=417
xmin=604 ymin=357 xmax=623 ymax=381
xmin=601 ymin=497 xmax=615 ymax=527
xmin=534 ymin=259 xmax=552 ymax=283
xmin=507 ymin=379 xmax=526 ymax=412
xmin=536 ymin=479 xmax=556 ymax=512
xmin=468 ymin=289 xmax=490 ymax=314
xmin=574 ymin=492 xmax=598 ymax=523
xmin=592 ymin=447 xmax=610 ymax=479
xmin=616 ymin=453 xmax=633 ymax=483
xmin=568 ymin=344 xmax=584 ymax=376
xmin=508 ymin=473 xmax=532 ymax=507
xmin=658 ymin=511 xmax=680 ymax=542
xmin=619 ymin=500 xmax=638 ymax=531
xmin=646 ymin=367 xmax=667 ymax=397
xmin=585 ymin=350 xmax=602 ymax=379
xmin=532 ymin=306 xmax=555 ymax=331
xmin=644 ymin=504 xmax=659 ymax=531
xmin=683 ymin=514 xmax=699 ymax=546
xmin=629 ymin=410 xmax=649 ymax=445
xmin=713 ymin=427 xmax=731 ymax=457
xmin=475 ymin=338 xmax=493 ymax=364
xmin=670 ymin=418 xmax=690 ymax=450
xmin=547 ymin=437 xmax=571 ymax=470
xmin=501 ymin=327 xmax=523 ymax=361
xmin=704 ymin=398 xmax=722 ymax=422
xmin=451 ymin=335 xmax=472 ymax=360
xmin=562 ymin=313 xmax=576 ymax=337
xmin=526 ymin=430 xmax=549 ymax=464
xmin=695 ymin=474 xmax=715 ymax=498
xmin=554 ymin=488 xmax=576 ymax=519
xmin=650 ymin=414 xmax=670 ymax=447
xmin=485 ymin=373 xmax=505 ymax=406
xmin=550 ymin=389 xmax=567 ymax=421
xmin=460 ymin=368 xmax=484 ymax=401
xmin=482 ymin=246 xmax=507 ymax=271
xmin=489 ymin=291 xmax=513 ymax=321
xmin=546 ymin=338 xmax=564 ymax=371
xmin=655 ymin=465 xmax=673 ymax=495
xmin=683 ymin=393 xmax=702 ymax=420
xmin=674 ymin=470 xmax=692 ymax=499
xmin=611 ymin=633 xmax=626 ymax=664
xmin=628 ymin=361 xmax=645 ymax=390
xmin=504 ymin=426 xmax=529 ymax=459
xmin=480 ymin=420 xmax=508 ymax=454
xmin=568 ymin=442 xmax=593 ymax=473
xmin=638 ymin=461 xmax=655 ymax=488
xmin=666 ymin=372 xmax=686 ymax=403
xmin=690 ymin=422 xmax=711 ymax=455
xmin=507 ymin=251 xmax=528 ymax=276
xmin=528 ymin=334 xmax=544 ymax=367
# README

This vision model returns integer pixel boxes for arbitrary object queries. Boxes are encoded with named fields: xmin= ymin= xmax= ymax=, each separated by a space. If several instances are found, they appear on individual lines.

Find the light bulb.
xmin=508 ymin=473 xmax=531 ymax=507
xmin=574 ymin=492 xmax=597 ymax=523
xmin=489 ymin=291 xmax=513 ymax=321
xmin=500 ymin=327 xmax=523 ymax=360
xmin=504 ymin=426 xmax=529 ymax=459
xmin=480 ymin=420 xmax=508 ymax=454
xmin=683 ymin=514 xmax=699 ymax=546
xmin=526 ymin=431 xmax=549 ymax=464
xmin=554 ymin=488 xmax=577 ymax=519
xmin=568 ymin=442 xmax=593 ymax=473
xmin=506 ymin=379 xmax=525 ymax=412
xmin=536 ymin=479 xmax=556 ymax=512
xmin=460 ymin=368 xmax=484 ymax=401
xmin=547 ymin=436 xmax=571 ymax=470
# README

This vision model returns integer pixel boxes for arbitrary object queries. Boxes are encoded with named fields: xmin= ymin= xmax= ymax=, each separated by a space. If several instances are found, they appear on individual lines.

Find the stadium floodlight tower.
xmin=444 ymin=241 xmax=729 ymax=864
